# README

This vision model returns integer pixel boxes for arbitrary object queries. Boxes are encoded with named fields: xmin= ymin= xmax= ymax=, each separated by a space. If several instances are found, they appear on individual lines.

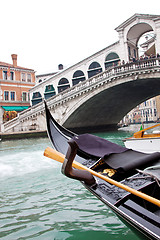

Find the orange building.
xmin=0 ymin=54 xmax=35 ymax=131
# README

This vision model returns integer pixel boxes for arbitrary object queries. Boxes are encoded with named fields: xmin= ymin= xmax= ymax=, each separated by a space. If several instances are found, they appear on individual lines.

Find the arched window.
xmin=31 ymin=92 xmax=42 ymax=106
xmin=58 ymin=78 xmax=70 ymax=93
xmin=72 ymin=70 xmax=86 ymax=86
xmin=44 ymin=85 xmax=56 ymax=100
xmin=105 ymin=52 xmax=120 ymax=69
xmin=88 ymin=62 xmax=102 ymax=78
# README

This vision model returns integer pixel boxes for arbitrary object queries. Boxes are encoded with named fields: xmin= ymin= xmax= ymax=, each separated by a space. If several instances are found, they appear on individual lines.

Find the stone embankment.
xmin=0 ymin=130 xmax=47 ymax=141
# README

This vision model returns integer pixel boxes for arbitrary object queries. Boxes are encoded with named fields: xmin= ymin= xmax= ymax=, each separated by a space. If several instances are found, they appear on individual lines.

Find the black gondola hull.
xmin=44 ymin=101 xmax=160 ymax=240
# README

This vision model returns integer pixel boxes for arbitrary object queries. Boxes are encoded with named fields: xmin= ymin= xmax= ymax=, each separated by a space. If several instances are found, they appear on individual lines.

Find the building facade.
xmin=0 ymin=54 xmax=35 ymax=131
xmin=122 ymin=96 xmax=160 ymax=125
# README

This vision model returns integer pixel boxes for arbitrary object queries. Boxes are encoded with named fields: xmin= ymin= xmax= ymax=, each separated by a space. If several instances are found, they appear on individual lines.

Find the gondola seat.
xmin=72 ymin=134 xmax=160 ymax=178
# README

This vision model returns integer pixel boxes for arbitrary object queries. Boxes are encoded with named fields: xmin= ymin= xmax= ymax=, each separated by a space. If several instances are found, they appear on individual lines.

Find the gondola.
xmin=44 ymin=102 xmax=160 ymax=240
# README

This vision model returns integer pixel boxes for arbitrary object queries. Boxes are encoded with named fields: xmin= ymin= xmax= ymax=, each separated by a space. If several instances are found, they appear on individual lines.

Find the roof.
xmin=36 ymin=72 xmax=57 ymax=78
xmin=0 ymin=61 xmax=35 ymax=71
xmin=115 ymin=13 xmax=160 ymax=32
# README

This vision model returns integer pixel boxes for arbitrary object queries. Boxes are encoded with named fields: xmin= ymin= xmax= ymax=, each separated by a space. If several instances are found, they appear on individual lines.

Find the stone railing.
xmin=44 ymin=57 xmax=160 ymax=105
xmin=3 ymin=58 xmax=160 ymax=132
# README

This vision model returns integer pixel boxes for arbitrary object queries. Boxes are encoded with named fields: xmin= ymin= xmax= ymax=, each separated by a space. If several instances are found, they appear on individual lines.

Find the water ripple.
xmin=0 ymin=137 xmax=139 ymax=240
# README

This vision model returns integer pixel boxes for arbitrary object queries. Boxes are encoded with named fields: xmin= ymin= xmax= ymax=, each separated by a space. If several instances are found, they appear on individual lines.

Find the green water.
xmin=0 ymin=130 xmax=141 ymax=240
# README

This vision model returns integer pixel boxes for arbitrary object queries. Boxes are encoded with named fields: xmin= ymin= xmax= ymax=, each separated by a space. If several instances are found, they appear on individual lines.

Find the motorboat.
xmin=43 ymin=102 xmax=160 ymax=240
xmin=124 ymin=124 xmax=160 ymax=153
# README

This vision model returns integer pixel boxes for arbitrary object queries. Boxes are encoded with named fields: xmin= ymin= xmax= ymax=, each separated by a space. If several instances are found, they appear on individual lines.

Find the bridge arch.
xmin=126 ymin=22 xmax=155 ymax=60
xmin=58 ymin=78 xmax=70 ymax=93
xmin=72 ymin=70 xmax=86 ymax=86
xmin=105 ymin=52 xmax=120 ymax=69
xmin=88 ymin=61 xmax=102 ymax=78
xmin=62 ymin=71 xmax=160 ymax=131
xmin=31 ymin=92 xmax=42 ymax=106
xmin=44 ymin=85 xmax=56 ymax=100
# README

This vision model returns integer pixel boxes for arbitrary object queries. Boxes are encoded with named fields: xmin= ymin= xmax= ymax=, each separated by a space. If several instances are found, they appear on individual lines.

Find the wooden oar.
xmin=44 ymin=147 xmax=160 ymax=207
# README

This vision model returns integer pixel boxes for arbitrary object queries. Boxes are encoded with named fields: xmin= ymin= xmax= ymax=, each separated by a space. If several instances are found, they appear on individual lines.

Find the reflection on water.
xmin=0 ymin=132 xmax=140 ymax=240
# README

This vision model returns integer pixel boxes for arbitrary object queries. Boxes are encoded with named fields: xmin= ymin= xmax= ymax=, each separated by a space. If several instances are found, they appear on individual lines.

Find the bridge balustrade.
xmin=114 ymin=58 xmax=160 ymax=73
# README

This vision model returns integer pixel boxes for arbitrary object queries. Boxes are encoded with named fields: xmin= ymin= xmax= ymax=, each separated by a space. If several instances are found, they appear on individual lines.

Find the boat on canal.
xmin=44 ymin=102 xmax=160 ymax=240
xmin=124 ymin=123 xmax=160 ymax=153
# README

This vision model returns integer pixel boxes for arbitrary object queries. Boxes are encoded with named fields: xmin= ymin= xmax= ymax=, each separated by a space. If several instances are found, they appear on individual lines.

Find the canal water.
xmin=0 ymin=129 xmax=141 ymax=240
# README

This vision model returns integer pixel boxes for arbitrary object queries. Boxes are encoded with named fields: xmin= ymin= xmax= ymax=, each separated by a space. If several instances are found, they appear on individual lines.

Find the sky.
xmin=1 ymin=0 xmax=160 ymax=75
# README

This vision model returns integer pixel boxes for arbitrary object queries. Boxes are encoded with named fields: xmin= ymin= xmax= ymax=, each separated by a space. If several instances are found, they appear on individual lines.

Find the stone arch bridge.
xmin=3 ymin=58 xmax=160 ymax=133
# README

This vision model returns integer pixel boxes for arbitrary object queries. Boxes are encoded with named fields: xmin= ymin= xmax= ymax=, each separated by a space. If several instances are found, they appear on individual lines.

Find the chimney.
xmin=58 ymin=64 xmax=63 ymax=70
xmin=11 ymin=54 xmax=17 ymax=67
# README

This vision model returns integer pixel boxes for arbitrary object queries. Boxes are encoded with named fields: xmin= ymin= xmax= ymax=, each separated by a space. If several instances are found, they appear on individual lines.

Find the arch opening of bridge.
xmin=63 ymin=72 xmax=160 ymax=133
xmin=127 ymin=22 xmax=155 ymax=61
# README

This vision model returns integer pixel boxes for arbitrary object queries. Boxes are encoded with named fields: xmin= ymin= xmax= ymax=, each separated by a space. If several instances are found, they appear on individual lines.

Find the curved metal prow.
xmin=62 ymin=139 xmax=96 ymax=186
